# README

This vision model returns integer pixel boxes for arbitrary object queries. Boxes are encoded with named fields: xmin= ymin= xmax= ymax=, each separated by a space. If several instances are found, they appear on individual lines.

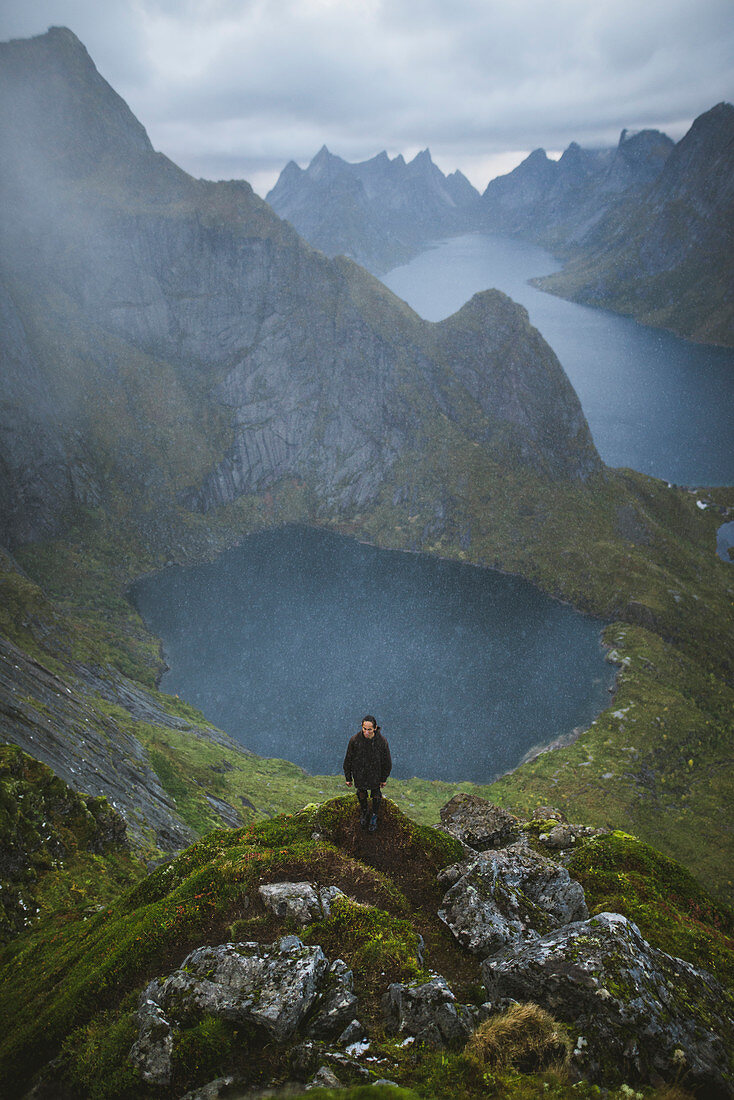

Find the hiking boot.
xmin=359 ymin=810 xmax=369 ymax=829
xmin=368 ymin=813 xmax=378 ymax=834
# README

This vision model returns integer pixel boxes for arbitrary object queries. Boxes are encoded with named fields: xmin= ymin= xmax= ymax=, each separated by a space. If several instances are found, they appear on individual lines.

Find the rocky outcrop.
xmin=267 ymin=145 xmax=480 ymax=274
xmin=258 ymin=882 xmax=345 ymax=924
xmin=438 ymin=793 xmax=521 ymax=851
xmin=0 ymin=633 xmax=198 ymax=851
xmin=130 ymin=936 xmax=340 ymax=1085
xmin=482 ymin=912 xmax=734 ymax=1095
xmin=438 ymin=844 xmax=588 ymax=958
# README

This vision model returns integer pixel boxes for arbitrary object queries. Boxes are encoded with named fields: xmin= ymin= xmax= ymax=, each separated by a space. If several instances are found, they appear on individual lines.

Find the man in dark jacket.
xmin=343 ymin=715 xmax=392 ymax=833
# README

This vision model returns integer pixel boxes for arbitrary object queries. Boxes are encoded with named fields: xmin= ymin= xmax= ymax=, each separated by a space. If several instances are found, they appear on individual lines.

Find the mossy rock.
xmin=568 ymin=830 xmax=734 ymax=987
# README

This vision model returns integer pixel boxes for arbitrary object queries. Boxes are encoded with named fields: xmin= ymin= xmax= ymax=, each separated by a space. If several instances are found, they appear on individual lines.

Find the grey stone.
xmin=128 ymin=980 xmax=173 ymax=1086
xmin=306 ymin=1065 xmax=343 ymax=1090
xmin=130 ymin=938 xmax=332 ymax=1083
xmin=178 ymin=1077 xmax=240 ymax=1100
xmin=482 ymin=912 xmax=734 ymax=1094
xmin=258 ymin=882 xmax=344 ymax=924
xmin=438 ymin=842 xmax=588 ymax=958
xmin=336 ymin=1020 xmax=366 ymax=1047
xmin=307 ymin=958 xmax=357 ymax=1039
xmin=382 ymin=975 xmax=474 ymax=1048
xmin=439 ymin=794 xmax=521 ymax=851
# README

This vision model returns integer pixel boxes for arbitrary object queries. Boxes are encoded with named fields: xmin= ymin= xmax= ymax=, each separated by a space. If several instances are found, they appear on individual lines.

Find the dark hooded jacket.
xmin=343 ymin=729 xmax=392 ymax=789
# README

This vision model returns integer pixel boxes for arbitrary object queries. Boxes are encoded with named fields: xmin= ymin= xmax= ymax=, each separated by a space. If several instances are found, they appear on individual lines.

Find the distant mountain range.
xmin=268 ymin=107 xmax=733 ymax=346
xmin=534 ymin=103 xmax=734 ymax=346
xmin=479 ymin=128 xmax=675 ymax=248
xmin=267 ymin=145 xmax=479 ymax=272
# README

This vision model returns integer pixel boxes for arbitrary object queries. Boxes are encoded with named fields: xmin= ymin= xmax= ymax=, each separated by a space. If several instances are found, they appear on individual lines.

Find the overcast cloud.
xmin=2 ymin=0 xmax=733 ymax=194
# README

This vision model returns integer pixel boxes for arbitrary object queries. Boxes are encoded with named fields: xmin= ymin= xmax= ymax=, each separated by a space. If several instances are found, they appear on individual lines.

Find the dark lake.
xmin=131 ymin=525 xmax=615 ymax=783
xmin=383 ymin=233 xmax=734 ymax=487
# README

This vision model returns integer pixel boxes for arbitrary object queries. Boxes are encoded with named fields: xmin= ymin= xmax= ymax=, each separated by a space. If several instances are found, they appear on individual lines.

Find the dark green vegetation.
xmin=0 ymin=797 xmax=727 ymax=1099
xmin=0 ymin=745 xmax=145 ymax=941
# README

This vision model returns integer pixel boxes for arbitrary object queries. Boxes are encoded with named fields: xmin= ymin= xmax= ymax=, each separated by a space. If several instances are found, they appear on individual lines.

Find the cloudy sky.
xmin=2 ymin=0 xmax=733 ymax=195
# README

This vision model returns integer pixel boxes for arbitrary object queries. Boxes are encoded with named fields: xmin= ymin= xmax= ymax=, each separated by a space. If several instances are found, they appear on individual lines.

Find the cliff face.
xmin=0 ymin=27 xmax=599 ymax=553
xmin=266 ymin=145 xmax=481 ymax=273
xmin=536 ymin=103 xmax=734 ymax=346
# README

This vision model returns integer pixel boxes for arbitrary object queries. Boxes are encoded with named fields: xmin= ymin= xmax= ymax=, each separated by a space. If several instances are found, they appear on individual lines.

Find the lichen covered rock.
xmin=438 ymin=842 xmax=588 ymax=958
xmin=258 ymin=881 xmax=345 ymax=924
xmin=381 ymin=975 xmax=474 ymax=1048
xmin=129 ymin=936 xmax=334 ymax=1084
xmin=482 ymin=911 xmax=734 ymax=1094
xmin=438 ymin=794 xmax=521 ymax=852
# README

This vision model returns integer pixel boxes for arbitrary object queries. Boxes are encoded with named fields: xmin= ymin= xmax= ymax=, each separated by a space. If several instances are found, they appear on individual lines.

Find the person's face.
xmin=361 ymin=721 xmax=375 ymax=739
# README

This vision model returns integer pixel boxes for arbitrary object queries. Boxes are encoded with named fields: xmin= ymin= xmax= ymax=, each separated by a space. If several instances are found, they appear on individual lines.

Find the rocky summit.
xmin=1 ymin=793 xmax=732 ymax=1099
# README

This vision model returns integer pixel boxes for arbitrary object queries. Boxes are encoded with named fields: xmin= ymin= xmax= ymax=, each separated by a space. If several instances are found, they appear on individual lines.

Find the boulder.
xmin=307 ymin=959 xmax=360 ymax=1039
xmin=307 ymin=1065 xmax=343 ymax=1090
xmin=178 ymin=1078 xmax=242 ymax=1100
xmin=482 ymin=912 xmax=734 ymax=1095
xmin=129 ymin=936 xmax=333 ymax=1085
xmin=439 ymin=795 xmax=520 ymax=851
xmin=438 ymin=843 xmax=588 ymax=958
xmin=382 ymin=975 xmax=474 ymax=1047
xmin=258 ymin=881 xmax=345 ymax=923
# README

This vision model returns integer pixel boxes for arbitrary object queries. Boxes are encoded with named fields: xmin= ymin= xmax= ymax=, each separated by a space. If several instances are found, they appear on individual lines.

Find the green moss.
xmin=567 ymin=831 xmax=734 ymax=987
xmin=56 ymin=1007 xmax=141 ymax=1100
xmin=304 ymin=895 xmax=424 ymax=990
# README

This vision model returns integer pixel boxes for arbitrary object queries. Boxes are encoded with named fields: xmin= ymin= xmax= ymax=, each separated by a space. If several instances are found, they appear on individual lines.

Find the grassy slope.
xmin=0 ymin=797 xmax=731 ymax=1099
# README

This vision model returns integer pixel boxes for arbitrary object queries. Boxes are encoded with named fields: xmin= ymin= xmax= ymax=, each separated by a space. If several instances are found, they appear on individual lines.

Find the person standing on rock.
xmin=343 ymin=715 xmax=392 ymax=833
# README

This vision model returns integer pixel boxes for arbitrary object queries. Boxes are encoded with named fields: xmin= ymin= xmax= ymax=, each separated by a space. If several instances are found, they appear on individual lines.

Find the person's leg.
xmin=369 ymin=787 xmax=382 ymax=832
xmin=357 ymin=788 xmax=369 ymax=827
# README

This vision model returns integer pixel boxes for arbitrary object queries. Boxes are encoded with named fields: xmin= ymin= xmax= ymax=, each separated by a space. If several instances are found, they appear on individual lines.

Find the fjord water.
xmin=383 ymin=233 xmax=734 ymax=486
xmin=131 ymin=526 xmax=615 ymax=783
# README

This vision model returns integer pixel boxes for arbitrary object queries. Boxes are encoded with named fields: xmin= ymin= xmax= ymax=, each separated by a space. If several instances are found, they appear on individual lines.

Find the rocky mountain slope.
xmin=0 ymin=28 xmax=596 ymax=555
xmin=266 ymin=145 xmax=480 ymax=273
xmin=1 ymin=793 xmax=732 ymax=1099
xmin=536 ymin=102 xmax=734 ymax=346
xmin=479 ymin=128 xmax=674 ymax=248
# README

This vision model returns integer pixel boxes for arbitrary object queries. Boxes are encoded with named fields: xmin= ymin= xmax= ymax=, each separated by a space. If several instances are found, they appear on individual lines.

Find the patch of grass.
xmin=303 ymin=895 xmax=424 ymax=994
xmin=464 ymin=1003 xmax=571 ymax=1073
xmin=0 ymin=745 xmax=145 ymax=942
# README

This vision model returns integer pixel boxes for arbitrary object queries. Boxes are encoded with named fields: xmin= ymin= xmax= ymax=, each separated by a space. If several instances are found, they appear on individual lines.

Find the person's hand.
xmin=346 ymin=780 xmax=352 ymax=786
xmin=380 ymin=782 xmax=386 ymax=788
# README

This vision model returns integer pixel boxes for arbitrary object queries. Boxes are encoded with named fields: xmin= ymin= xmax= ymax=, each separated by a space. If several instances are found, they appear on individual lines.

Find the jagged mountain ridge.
xmin=479 ymin=128 xmax=675 ymax=247
xmin=266 ymin=144 xmax=480 ymax=273
xmin=0 ymin=26 xmax=598 ymax=555
xmin=536 ymin=102 xmax=734 ymax=346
